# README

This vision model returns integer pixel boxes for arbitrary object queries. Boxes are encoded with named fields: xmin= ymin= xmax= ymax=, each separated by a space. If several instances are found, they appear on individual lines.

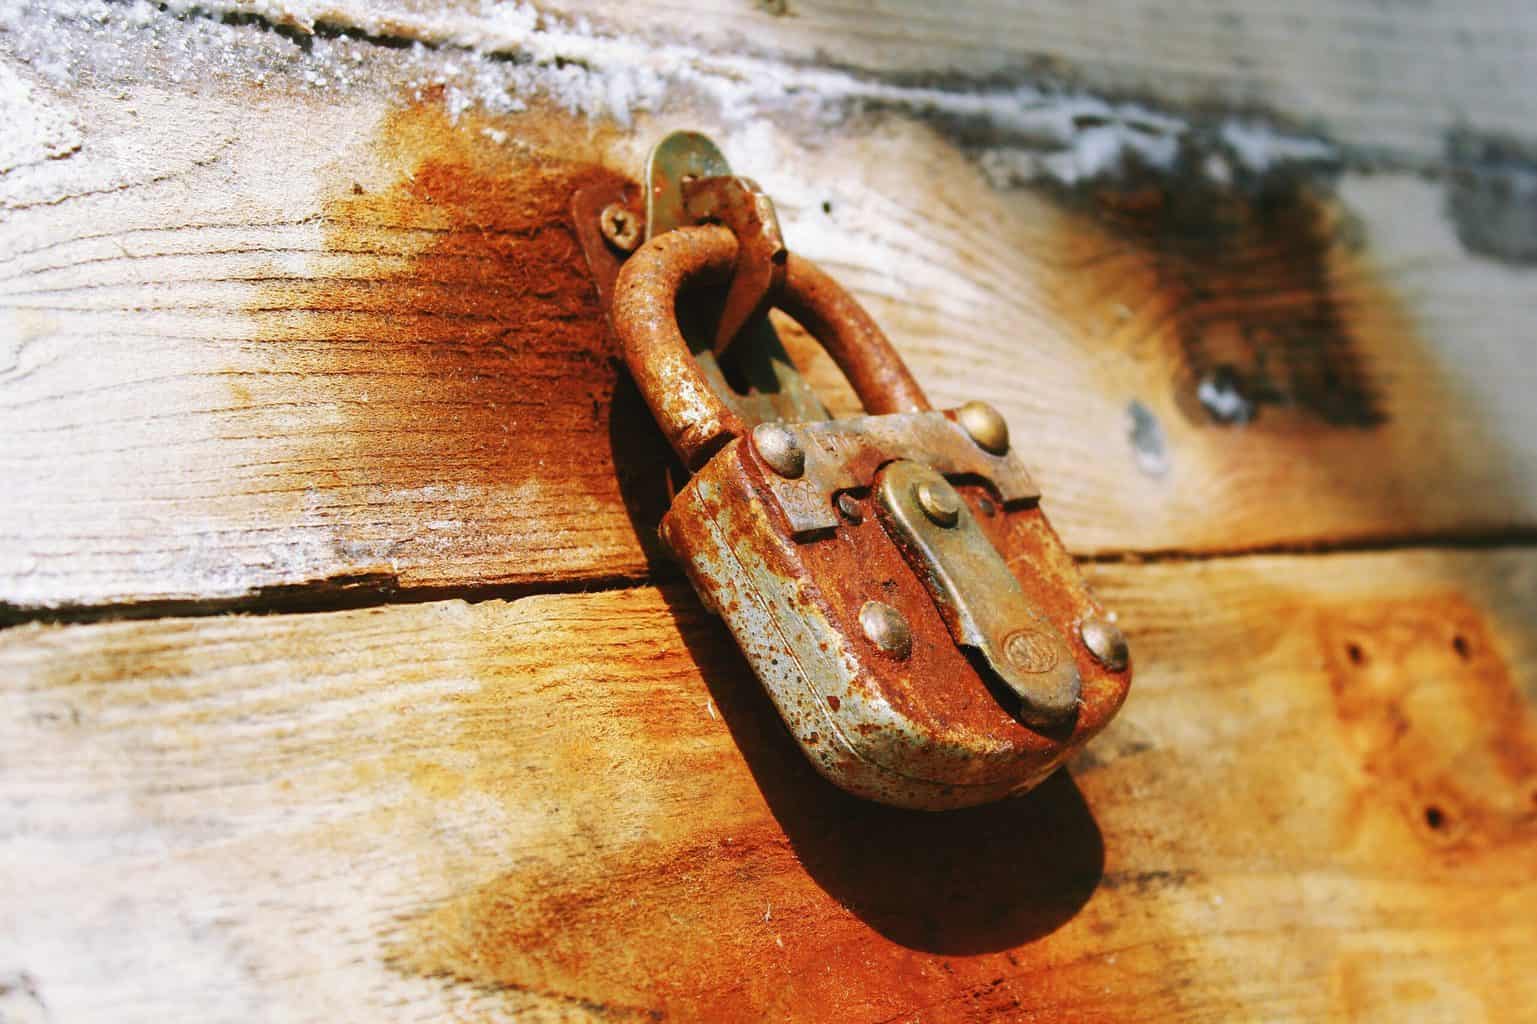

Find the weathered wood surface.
xmin=4 ymin=549 xmax=1536 ymax=1021
xmin=122 ymin=0 xmax=1537 ymax=164
xmin=4 ymin=2 xmax=1537 ymax=1021
xmin=3 ymin=63 xmax=1535 ymax=610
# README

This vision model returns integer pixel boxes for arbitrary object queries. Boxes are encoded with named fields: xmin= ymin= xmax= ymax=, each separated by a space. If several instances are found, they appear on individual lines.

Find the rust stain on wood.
xmin=247 ymin=100 xmax=675 ymax=587
xmin=1321 ymin=596 xmax=1537 ymax=857
xmin=370 ymin=586 xmax=1149 ymax=1021
xmin=394 ymin=777 xmax=1111 ymax=1021
xmin=1050 ymin=174 xmax=1400 ymax=430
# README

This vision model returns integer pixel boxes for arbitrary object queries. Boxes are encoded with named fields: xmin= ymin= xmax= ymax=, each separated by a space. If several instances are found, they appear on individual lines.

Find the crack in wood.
xmin=0 ymin=568 xmax=663 ymax=631
xmin=5 ymin=528 xmax=1537 ymax=631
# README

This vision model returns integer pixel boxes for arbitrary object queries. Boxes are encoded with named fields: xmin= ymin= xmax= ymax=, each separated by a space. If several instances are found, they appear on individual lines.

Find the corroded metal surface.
xmin=875 ymin=459 xmax=1081 ymax=728
xmin=647 ymin=131 xmax=788 ymax=353
xmin=755 ymin=410 xmax=1039 ymax=535
xmin=613 ymin=225 xmax=933 ymax=468
xmin=611 ymin=226 xmax=748 ymax=469
xmin=570 ymin=178 xmax=639 ymax=313
xmin=596 ymin=133 xmax=1132 ymax=809
xmin=659 ymin=437 xmax=1130 ymax=809
xmin=598 ymin=201 xmax=641 ymax=252
xmin=683 ymin=174 xmax=788 ymax=353
xmin=778 ymin=250 xmax=930 ymax=416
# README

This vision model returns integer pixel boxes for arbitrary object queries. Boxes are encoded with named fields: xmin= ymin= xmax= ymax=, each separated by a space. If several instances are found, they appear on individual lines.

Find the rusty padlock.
xmin=576 ymin=133 xmax=1131 ymax=810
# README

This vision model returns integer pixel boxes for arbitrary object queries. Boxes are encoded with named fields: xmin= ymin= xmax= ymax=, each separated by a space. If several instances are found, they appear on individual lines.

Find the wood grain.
xmin=544 ymin=0 xmax=1537 ymax=166
xmin=3 ymin=6 xmax=1536 ymax=1022
xmin=3 ymin=548 xmax=1536 ymax=1021
xmin=161 ymin=0 xmax=1537 ymax=166
xmin=2 ymin=62 xmax=1535 ymax=611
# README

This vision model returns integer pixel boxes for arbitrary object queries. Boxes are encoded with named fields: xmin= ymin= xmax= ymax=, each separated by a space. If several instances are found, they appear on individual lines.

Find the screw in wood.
xmin=599 ymin=202 xmax=641 ymax=252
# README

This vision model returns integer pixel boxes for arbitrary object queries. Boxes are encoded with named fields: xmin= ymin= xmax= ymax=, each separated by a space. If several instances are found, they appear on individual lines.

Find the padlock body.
xmin=658 ymin=413 xmax=1131 ymax=810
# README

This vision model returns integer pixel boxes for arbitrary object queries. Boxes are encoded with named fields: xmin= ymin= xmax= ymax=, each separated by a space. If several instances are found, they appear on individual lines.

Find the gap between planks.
xmin=6 ymin=527 xmax=1537 ymax=633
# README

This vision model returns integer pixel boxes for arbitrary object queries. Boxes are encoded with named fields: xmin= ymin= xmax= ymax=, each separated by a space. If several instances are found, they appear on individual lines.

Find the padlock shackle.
xmin=613 ymin=224 xmax=931 ymax=469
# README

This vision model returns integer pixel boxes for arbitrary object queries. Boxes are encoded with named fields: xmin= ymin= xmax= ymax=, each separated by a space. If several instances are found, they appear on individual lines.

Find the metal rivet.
xmin=914 ymin=479 xmax=960 ymax=527
xmin=1080 ymin=617 xmax=1129 ymax=672
xmin=753 ymin=423 xmax=805 ymax=478
xmin=860 ymin=601 xmax=912 ymax=659
xmin=957 ymin=400 xmax=1010 ymax=455
xmin=599 ymin=202 xmax=641 ymax=252
xmin=836 ymin=492 xmax=863 ymax=523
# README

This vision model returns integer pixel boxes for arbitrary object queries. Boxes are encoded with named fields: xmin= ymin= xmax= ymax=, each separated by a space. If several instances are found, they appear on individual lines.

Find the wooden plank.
xmin=536 ymin=0 xmax=1537 ymax=165
xmin=3 ymin=10 xmax=1536 ymax=610
xmin=68 ymin=0 xmax=1537 ymax=166
xmin=4 ymin=548 xmax=1536 ymax=1021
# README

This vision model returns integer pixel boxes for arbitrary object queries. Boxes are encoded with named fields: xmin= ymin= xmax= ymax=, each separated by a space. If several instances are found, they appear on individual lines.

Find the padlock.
xmin=580 ymin=133 xmax=1132 ymax=810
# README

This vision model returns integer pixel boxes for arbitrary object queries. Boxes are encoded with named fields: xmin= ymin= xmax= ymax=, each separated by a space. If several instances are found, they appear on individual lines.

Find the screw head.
xmin=599 ymin=202 xmax=641 ymax=252
xmin=957 ymin=400 xmax=1010 ymax=455
xmin=860 ymin=601 xmax=912 ymax=659
xmin=836 ymin=491 xmax=863 ymax=523
xmin=914 ymin=478 xmax=961 ymax=527
xmin=1080 ymin=617 xmax=1129 ymax=672
xmin=753 ymin=423 xmax=805 ymax=478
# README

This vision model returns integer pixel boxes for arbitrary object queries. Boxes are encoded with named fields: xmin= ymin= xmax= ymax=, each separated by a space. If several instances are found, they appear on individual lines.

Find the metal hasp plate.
xmin=579 ymin=130 xmax=1134 ymax=810
xmin=757 ymin=410 xmax=1040 ymax=535
xmin=646 ymin=131 xmax=789 ymax=355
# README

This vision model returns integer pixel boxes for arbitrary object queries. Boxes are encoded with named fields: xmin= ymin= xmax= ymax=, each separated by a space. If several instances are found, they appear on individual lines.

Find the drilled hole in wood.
xmin=1452 ymin=634 xmax=1471 ymax=660
xmin=1424 ymin=805 xmax=1447 ymax=831
xmin=1345 ymin=642 xmax=1367 ymax=666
